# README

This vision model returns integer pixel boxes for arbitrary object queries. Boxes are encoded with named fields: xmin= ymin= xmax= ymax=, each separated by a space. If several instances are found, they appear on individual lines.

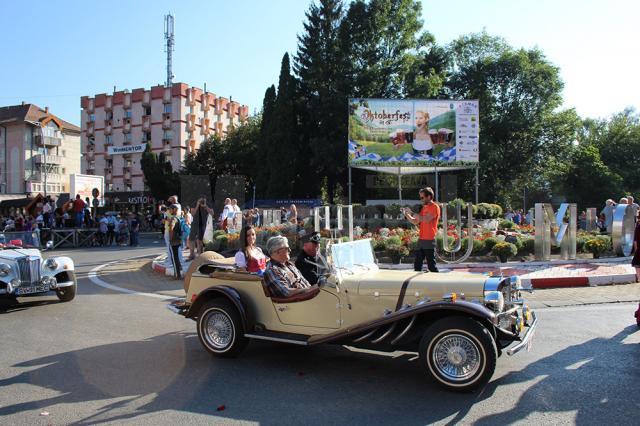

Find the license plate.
xmin=15 ymin=285 xmax=48 ymax=295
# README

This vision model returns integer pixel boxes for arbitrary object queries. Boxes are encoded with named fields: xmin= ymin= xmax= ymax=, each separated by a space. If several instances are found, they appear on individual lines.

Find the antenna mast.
xmin=164 ymin=13 xmax=175 ymax=87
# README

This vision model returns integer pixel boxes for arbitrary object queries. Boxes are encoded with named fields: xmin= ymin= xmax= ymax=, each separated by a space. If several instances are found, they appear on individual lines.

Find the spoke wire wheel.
xmin=419 ymin=316 xmax=497 ymax=392
xmin=202 ymin=308 xmax=235 ymax=351
xmin=430 ymin=331 xmax=482 ymax=382
xmin=196 ymin=299 xmax=248 ymax=358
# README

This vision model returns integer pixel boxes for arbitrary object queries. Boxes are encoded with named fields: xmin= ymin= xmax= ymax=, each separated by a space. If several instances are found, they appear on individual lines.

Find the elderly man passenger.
xmin=263 ymin=235 xmax=316 ymax=298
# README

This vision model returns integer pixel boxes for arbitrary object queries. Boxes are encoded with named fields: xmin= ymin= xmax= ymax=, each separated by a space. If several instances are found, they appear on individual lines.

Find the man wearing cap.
xmin=263 ymin=235 xmax=314 ymax=298
xmin=295 ymin=232 xmax=322 ymax=285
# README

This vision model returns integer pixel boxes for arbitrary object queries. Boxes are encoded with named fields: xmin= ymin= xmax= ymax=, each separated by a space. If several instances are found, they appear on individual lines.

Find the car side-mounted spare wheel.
xmin=418 ymin=316 xmax=497 ymax=392
xmin=197 ymin=299 xmax=248 ymax=358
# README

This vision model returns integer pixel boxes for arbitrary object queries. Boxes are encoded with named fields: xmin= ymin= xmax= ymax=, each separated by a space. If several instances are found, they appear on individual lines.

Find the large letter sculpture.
xmin=534 ymin=203 xmax=577 ymax=261
xmin=437 ymin=202 xmax=474 ymax=264
xmin=611 ymin=203 xmax=636 ymax=256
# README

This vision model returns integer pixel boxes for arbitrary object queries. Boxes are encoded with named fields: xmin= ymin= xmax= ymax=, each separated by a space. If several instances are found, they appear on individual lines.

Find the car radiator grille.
xmin=18 ymin=258 xmax=41 ymax=285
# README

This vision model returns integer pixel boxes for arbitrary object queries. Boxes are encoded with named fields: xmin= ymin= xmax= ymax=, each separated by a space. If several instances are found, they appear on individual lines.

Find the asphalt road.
xmin=1 ymin=240 xmax=639 ymax=425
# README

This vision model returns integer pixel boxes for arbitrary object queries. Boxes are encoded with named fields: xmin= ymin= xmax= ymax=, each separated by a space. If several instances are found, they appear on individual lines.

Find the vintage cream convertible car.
xmin=169 ymin=239 xmax=537 ymax=391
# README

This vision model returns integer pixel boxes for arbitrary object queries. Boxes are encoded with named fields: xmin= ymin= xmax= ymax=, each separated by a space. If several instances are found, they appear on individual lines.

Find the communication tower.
xmin=164 ymin=13 xmax=175 ymax=86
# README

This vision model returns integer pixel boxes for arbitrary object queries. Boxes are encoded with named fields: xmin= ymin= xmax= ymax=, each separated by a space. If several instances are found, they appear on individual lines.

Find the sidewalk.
xmin=100 ymin=257 xmax=640 ymax=311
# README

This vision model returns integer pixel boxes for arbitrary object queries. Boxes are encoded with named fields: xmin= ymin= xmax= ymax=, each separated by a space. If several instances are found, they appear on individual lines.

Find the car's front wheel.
xmin=419 ymin=316 xmax=497 ymax=392
xmin=56 ymin=275 xmax=77 ymax=302
xmin=197 ymin=299 xmax=248 ymax=358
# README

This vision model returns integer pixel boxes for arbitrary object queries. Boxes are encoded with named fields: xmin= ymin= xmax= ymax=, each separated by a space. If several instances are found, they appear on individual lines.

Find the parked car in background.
xmin=0 ymin=238 xmax=76 ymax=302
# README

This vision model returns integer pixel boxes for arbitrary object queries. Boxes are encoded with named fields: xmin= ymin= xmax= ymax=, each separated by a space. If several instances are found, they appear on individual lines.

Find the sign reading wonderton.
xmin=348 ymin=99 xmax=479 ymax=166
xmin=107 ymin=143 xmax=147 ymax=155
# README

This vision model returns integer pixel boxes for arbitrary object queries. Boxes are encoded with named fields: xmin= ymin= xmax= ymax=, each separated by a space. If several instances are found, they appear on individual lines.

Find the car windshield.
xmin=330 ymin=239 xmax=378 ymax=274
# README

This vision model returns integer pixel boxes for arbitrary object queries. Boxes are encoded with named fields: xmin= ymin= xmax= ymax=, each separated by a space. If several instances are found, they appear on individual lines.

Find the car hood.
xmin=0 ymin=249 xmax=42 ymax=261
xmin=342 ymin=269 xmax=487 ymax=300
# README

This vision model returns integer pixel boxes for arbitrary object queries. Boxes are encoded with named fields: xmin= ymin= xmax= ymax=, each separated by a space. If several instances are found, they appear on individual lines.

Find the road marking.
xmin=88 ymin=254 xmax=174 ymax=300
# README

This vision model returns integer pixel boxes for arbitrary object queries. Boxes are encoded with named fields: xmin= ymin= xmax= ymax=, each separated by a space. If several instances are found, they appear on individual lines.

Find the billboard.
xmin=107 ymin=143 xmax=147 ymax=155
xmin=348 ymin=99 xmax=479 ymax=166
xmin=69 ymin=174 xmax=104 ymax=207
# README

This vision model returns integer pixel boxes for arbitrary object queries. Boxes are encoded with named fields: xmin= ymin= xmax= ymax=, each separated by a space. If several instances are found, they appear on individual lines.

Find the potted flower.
xmin=491 ymin=242 xmax=517 ymax=263
xmin=386 ymin=243 xmax=409 ymax=264
xmin=584 ymin=238 xmax=608 ymax=259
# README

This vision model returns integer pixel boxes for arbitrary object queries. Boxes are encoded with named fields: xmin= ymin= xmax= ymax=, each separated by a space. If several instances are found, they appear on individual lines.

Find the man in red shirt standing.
xmin=403 ymin=187 xmax=440 ymax=272
xmin=73 ymin=194 xmax=85 ymax=228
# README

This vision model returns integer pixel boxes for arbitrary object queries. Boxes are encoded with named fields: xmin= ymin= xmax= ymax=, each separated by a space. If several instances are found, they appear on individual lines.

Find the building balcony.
xmin=35 ymin=135 xmax=62 ymax=147
xmin=124 ymin=92 xmax=131 ymax=109
xmin=105 ymin=171 xmax=112 ymax=180
xmin=163 ymin=87 xmax=172 ymax=103
xmin=87 ymin=99 xmax=95 ymax=113
xmin=105 ymin=97 xmax=112 ymax=111
xmin=86 ymin=122 xmax=95 ymax=136
xmin=123 ymin=121 xmax=132 ymax=133
xmin=104 ymin=123 xmax=112 ymax=135
xmin=142 ymin=91 xmax=151 ymax=105
xmin=142 ymin=115 xmax=151 ymax=131
xmin=34 ymin=154 xmax=63 ymax=165
xmin=31 ymin=172 xmax=63 ymax=183
xmin=162 ymin=117 xmax=172 ymax=130
xmin=124 ymin=170 xmax=131 ymax=180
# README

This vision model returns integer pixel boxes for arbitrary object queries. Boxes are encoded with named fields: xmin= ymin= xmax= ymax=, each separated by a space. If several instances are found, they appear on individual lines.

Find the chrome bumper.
xmin=166 ymin=299 xmax=188 ymax=316
xmin=506 ymin=311 xmax=538 ymax=356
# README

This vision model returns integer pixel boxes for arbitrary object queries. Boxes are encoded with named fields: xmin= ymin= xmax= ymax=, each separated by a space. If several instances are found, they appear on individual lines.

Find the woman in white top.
xmin=234 ymin=225 xmax=267 ymax=273
xmin=412 ymin=110 xmax=434 ymax=156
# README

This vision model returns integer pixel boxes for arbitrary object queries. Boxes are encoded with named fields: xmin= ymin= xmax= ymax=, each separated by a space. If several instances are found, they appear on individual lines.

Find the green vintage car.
xmin=169 ymin=239 xmax=537 ymax=392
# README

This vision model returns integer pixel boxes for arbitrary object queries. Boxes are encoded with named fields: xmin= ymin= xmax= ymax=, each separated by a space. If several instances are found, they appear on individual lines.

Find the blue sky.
xmin=1 ymin=0 xmax=637 ymax=126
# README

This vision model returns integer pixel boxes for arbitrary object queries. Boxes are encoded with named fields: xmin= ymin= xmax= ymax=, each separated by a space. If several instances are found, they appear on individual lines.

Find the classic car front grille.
xmin=18 ymin=257 xmax=41 ymax=285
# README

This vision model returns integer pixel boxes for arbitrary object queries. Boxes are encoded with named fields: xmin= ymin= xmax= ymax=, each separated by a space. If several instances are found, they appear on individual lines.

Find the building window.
xmin=163 ymin=104 xmax=172 ymax=114
xmin=62 ymin=149 xmax=66 ymax=157
xmin=105 ymin=135 xmax=112 ymax=144
xmin=143 ymin=132 xmax=151 ymax=142
xmin=125 ymin=110 xmax=132 ymax=119
xmin=125 ymin=133 xmax=132 ymax=142
xmin=88 ymin=137 xmax=95 ymax=145
xmin=163 ymin=130 xmax=172 ymax=140
xmin=89 ymin=114 xmax=95 ymax=122
xmin=107 ymin=159 xmax=113 ymax=167
xmin=106 ymin=111 xmax=113 ymax=120
xmin=144 ymin=106 xmax=151 ymax=116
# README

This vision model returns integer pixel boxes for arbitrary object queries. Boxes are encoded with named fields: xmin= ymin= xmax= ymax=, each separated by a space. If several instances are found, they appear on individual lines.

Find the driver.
xmin=295 ymin=232 xmax=322 ymax=284
xmin=263 ymin=235 xmax=313 ymax=298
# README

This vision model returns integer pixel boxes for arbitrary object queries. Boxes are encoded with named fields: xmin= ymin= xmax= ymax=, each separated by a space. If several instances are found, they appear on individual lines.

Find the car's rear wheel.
xmin=197 ymin=299 xmax=248 ymax=358
xmin=56 ymin=276 xmax=77 ymax=302
xmin=419 ymin=316 xmax=497 ymax=392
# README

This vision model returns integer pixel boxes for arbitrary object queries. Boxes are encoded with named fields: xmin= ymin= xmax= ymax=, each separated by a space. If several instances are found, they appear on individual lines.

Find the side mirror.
xmin=45 ymin=241 xmax=54 ymax=250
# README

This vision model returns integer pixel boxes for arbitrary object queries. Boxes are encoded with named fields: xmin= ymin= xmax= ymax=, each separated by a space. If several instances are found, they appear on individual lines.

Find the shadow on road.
xmin=1 ymin=325 xmax=639 ymax=424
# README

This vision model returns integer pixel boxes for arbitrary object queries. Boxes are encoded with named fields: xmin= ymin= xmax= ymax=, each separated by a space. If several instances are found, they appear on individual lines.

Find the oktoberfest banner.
xmin=348 ymin=99 xmax=479 ymax=166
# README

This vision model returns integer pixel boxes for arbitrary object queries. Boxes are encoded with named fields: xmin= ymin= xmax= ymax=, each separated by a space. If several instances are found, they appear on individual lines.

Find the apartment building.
xmin=80 ymin=83 xmax=249 ymax=192
xmin=0 ymin=103 xmax=81 ymax=195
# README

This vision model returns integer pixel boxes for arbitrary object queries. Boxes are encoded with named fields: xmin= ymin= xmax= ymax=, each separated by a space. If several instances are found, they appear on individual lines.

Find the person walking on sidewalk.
xmin=403 ymin=187 xmax=440 ymax=273
xmin=168 ymin=204 xmax=183 ymax=280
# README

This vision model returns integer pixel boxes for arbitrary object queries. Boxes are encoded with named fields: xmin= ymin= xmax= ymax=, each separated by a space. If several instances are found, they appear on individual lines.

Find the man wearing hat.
xmin=263 ymin=235 xmax=314 ymax=298
xmin=295 ymin=232 xmax=322 ymax=285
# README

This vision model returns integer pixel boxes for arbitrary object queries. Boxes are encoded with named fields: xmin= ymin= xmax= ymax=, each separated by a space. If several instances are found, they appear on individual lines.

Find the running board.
xmin=244 ymin=333 xmax=309 ymax=346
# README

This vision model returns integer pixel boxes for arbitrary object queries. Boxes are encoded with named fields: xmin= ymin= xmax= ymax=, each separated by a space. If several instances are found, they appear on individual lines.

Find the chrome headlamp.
xmin=484 ymin=290 xmax=505 ymax=313
xmin=0 ymin=263 xmax=11 ymax=276
xmin=44 ymin=258 xmax=58 ymax=269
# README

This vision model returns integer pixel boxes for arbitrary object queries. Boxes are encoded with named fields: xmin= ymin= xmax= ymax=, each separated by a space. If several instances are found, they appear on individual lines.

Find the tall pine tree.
xmin=257 ymin=85 xmax=276 ymax=197
xmin=295 ymin=0 xmax=346 ymax=202
xmin=267 ymin=53 xmax=299 ymax=198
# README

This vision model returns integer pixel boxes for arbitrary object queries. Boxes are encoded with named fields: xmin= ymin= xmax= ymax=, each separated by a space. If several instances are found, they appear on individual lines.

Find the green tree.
xmin=295 ymin=0 xmax=346 ymax=202
xmin=447 ymin=31 xmax=573 ymax=206
xmin=267 ymin=53 xmax=299 ymax=198
xmin=589 ymin=109 xmax=640 ymax=195
xmin=140 ymin=144 xmax=180 ymax=202
xmin=257 ymin=85 xmax=276 ymax=197
xmin=560 ymin=143 xmax=623 ymax=208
